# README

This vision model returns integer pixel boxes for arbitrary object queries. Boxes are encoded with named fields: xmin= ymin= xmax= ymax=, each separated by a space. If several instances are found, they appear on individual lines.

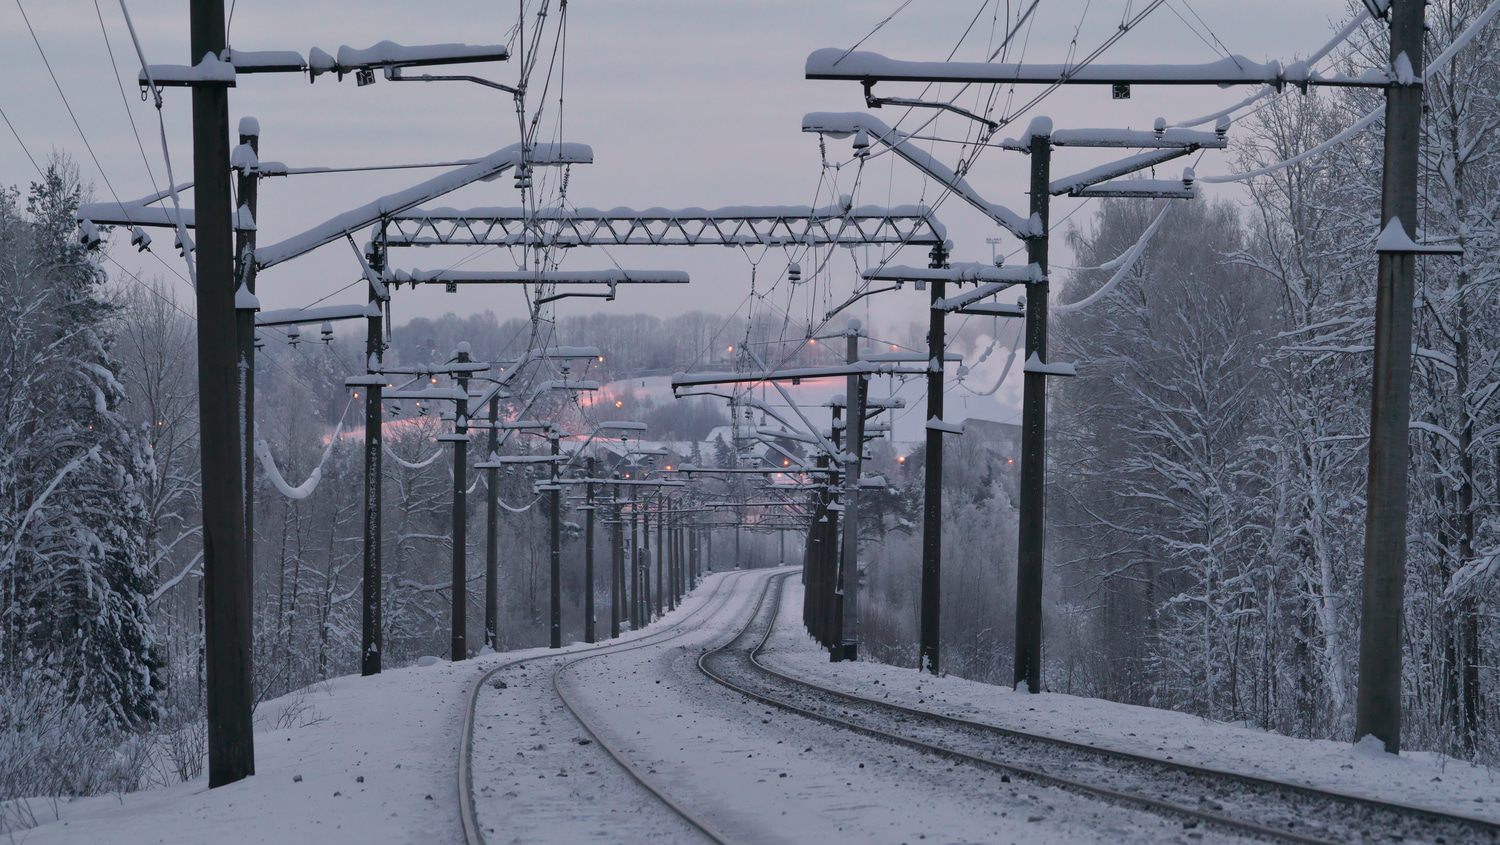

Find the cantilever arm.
xmin=803 ymin=112 xmax=1038 ymax=239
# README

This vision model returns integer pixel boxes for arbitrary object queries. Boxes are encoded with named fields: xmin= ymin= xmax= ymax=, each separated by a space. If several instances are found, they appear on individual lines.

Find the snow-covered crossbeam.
xmin=256 ymin=142 xmax=591 ymax=269
xmin=381 ymin=387 xmax=469 ymax=401
xmin=1374 ymin=218 xmax=1464 ymax=255
xmin=314 ymin=42 xmax=509 ymax=76
xmin=1023 ymin=353 xmax=1077 ymax=377
xmin=1047 ymin=126 xmax=1228 ymax=149
xmin=376 ymin=362 xmax=494 ymax=375
xmin=671 ymin=361 xmax=925 ymax=393
xmin=803 ymin=113 xmax=1037 ymax=238
xmin=1070 ymin=178 xmax=1196 ymax=199
xmin=862 ymin=262 xmax=1043 ymax=285
xmin=141 ymin=43 xmax=508 ymax=86
xmin=388 ymin=268 xmax=690 ymax=285
xmin=379 ymin=203 xmax=946 ymax=248
xmin=1050 ymin=149 xmax=1198 ymax=196
xmin=483 ymin=454 xmax=562 ymax=464
xmin=804 ymin=48 xmax=1390 ymax=89
xmin=77 ymin=195 xmax=254 ymax=231
xmin=256 ymin=302 xmax=381 ymax=327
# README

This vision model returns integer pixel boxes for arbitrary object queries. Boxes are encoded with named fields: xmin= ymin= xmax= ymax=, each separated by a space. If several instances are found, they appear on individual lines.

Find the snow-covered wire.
xmin=959 ymin=321 xmax=1023 ymax=397
xmin=257 ymin=397 xmax=355 ymax=500
xmin=1176 ymin=7 xmax=1372 ymax=129
xmin=1199 ymin=0 xmax=1500 ymax=184
xmin=1198 ymin=109 xmax=1381 ymax=184
xmin=382 ymin=440 xmax=444 ymax=470
xmin=1052 ymin=202 xmax=1172 ymax=315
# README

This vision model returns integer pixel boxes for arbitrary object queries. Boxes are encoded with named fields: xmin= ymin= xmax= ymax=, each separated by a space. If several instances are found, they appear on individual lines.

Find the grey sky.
xmin=2 ymin=0 xmax=1361 ymax=430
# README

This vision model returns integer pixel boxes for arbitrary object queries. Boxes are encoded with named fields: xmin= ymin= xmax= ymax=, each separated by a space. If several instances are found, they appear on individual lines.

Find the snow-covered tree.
xmin=0 ymin=158 xmax=157 ymax=727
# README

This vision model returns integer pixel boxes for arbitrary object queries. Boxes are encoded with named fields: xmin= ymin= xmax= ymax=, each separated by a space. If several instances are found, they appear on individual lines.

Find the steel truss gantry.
xmin=376 ymin=202 xmax=947 ymax=249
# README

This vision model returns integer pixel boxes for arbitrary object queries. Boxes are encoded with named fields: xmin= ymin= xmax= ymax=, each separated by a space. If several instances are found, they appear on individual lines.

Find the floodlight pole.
xmin=921 ymin=242 xmax=948 ymax=675
xmin=485 ymin=395 xmax=500 ymax=649
xmin=1014 ymin=132 xmax=1052 ymax=694
xmin=1357 ymin=0 xmax=1425 ymax=754
xmin=450 ymin=346 xmax=472 ymax=661
xmin=194 ymin=0 xmax=253 ymax=788
xmin=549 ymin=430 xmax=562 ymax=648
xmin=585 ymin=456 xmax=596 ymax=643
xmin=360 ymin=240 xmax=386 ymax=676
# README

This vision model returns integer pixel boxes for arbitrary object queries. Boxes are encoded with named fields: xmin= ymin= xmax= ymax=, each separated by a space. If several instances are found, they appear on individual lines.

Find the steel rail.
xmin=458 ymin=568 xmax=747 ymax=845
xmin=699 ymin=574 xmax=1500 ymax=845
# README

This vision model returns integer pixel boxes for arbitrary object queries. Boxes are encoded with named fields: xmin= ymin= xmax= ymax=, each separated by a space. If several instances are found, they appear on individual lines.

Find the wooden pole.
xmin=485 ymin=396 xmax=499 ymax=649
xmin=359 ymin=243 xmax=385 ymax=676
xmin=450 ymin=346 xmax=471 ymax=661
xmin=1014 ymin=130 xmax=1052 ymax=694
xmin=1357 ymin=0 xmax=1426 ymax=754
xmin=585 ymin=457 xmax=596 ymax=643
xmin=549 ymin=432 xmax=562 ymax=648
xmin=920 ymin=244 xmax=947 ymax=674
xmin=194 ymin=0 xmax=253 ymax=787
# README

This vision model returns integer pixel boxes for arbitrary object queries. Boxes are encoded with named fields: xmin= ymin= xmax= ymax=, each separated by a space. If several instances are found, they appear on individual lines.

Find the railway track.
xmin=700 ymin=572 xmax=1500 ymax=845
xmin=459 ymin=569 xmax=755 ymax=845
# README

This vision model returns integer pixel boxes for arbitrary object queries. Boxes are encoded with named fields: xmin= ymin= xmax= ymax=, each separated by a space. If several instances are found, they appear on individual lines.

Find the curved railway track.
xmin=700 ymin=572 xmax=1500 ymax=845
xmin=459 ymin=569 xmax=753 ymax=845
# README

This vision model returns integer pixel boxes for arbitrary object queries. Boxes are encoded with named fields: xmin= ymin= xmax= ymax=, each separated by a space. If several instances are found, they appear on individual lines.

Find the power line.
xmin=93 ymin=0 xmax=161 ymax=197
xmin=14 ymin=0 xmax=130 ymax=210
xmin=0 ymin=102 xmax=43 ymax=177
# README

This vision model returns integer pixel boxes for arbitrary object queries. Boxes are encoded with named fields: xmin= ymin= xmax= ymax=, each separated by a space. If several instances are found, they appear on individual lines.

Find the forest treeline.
xmin=1 ymin=0 xmax=1497 ymax=812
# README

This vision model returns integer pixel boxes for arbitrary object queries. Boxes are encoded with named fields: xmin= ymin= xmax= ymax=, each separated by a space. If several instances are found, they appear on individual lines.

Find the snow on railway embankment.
xmin=760 ymin=580 xmax=1500 ymax=825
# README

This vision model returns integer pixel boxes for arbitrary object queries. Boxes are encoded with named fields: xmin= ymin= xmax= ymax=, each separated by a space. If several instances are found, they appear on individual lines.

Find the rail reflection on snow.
xmin=698 ymin=573 xmax=1500 ymax=845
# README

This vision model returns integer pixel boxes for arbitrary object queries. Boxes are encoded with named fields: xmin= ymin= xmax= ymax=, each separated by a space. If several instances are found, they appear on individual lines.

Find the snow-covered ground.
xmin=761 ymin=580 xmax=1500 ymax=825
xmin=8 ymin=573 xmax=738 ymax=845
xmin=15 ymin=569 xmax=1495 ymax=844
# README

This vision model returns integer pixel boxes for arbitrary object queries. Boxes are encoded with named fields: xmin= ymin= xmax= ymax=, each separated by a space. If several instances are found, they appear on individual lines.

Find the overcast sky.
xmin=2 ymin=0 xmax=1361 ymax=430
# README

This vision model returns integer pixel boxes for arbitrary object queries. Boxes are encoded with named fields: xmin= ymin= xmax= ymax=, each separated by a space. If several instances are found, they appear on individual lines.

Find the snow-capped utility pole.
xmin=629 ymin=486 xmax=640 ymax=631
xmin=611 ymin=477 xmax=623 ymax=638
xmin=924 ymin=244 xmax=950 ymax=676
xmin=1015 ymin=129 xmax=1053 ymax=695
xmin=447 ymin=344 xmax=473 ymax=660
xmin=361 ymin=243 xmax=386 ymax=677
xmin=836 ymin=319 xmax=869 ymax=662
xmin=1358 ymin=0 xmax=1428 ymax=756
xmin=656 ymin=491 xmax=666 ymax=617
xmin=193 ymin=0 xmax=251 ymax=789
xmin=486 ymin=395 xmax=501 ymax=650
xmin=548 ymin=429 xmax=562 ymax=648
xmin=584 ymin=457 xmax=597 ymax=643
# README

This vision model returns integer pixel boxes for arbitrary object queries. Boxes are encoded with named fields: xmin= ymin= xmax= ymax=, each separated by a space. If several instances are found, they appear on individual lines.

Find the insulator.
xmin=130 ymin=226 xmax=152 ymax=252
xmin=286 ymin=324 xmax=301 ymax=346
xmin=321 ymin=321 xmax=334 ymax=342
xmin=788 ymin=261 xmax=802 ymax=283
